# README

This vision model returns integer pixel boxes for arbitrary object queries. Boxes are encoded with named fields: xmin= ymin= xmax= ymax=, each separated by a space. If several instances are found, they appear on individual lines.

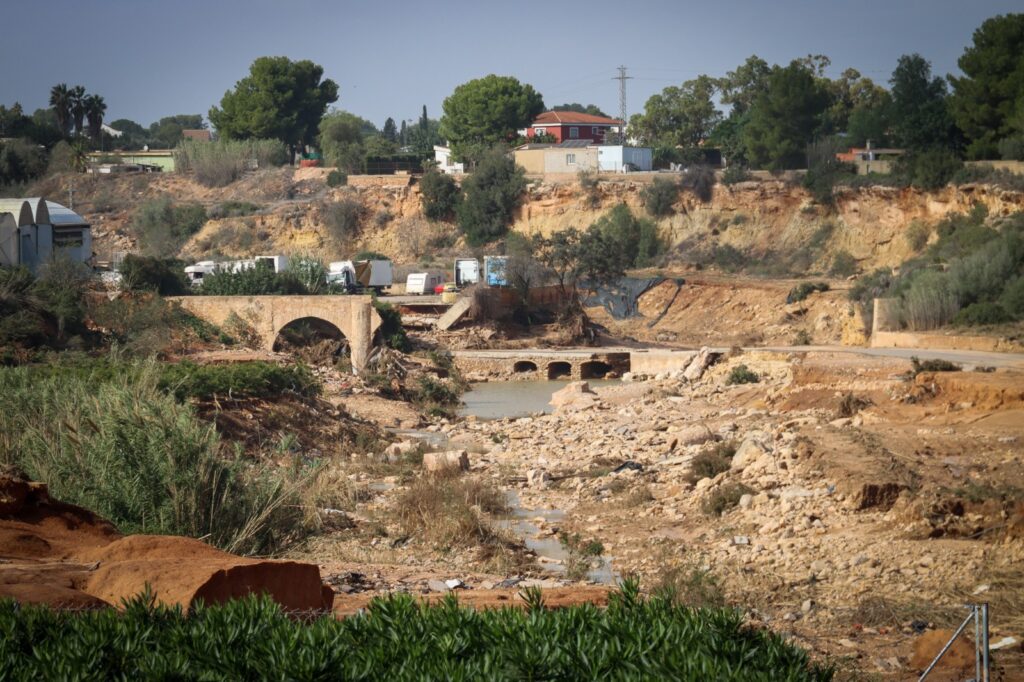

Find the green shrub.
xmin=119 ymin=255 xmax=189 ymax=295
xmin=711 ymin=244 xmax=748 ymax=272
xmin=456 ymin=148 xmax=526 ymax=246
xmin=786 ymin=281 xmax=829 ymax=304
xmin=174 ymin=138 xmax=288 ymax=187
xmin=158 ymin=361 xmax=320 ymax=401
xmin=373 ymin=299 xmax=410 ymax=351
xmin=793 ymin=329 xmax=812 ymax=346
xmin=0 ymin=584 xmax=832 ymax=680
xmin=829 ymin=251 xmax=857 ymax=277
xmin=326 ymin=169 xmax=348 ymax=187
xmin=420 ymin=169 xmax=461 ymax=220
xmin=1001 ymin=276 xmax=1024 ymax=317
xmin=905 ymin=221 xmax=931 ymax=251
xmin=902 ymin=270 xmax=958 ymax=330
xmin=953 ymin=302 xmax=1012 ymax=326
xmin=410 ymin=375 xmax=461 ymax=417
xmin=725 ymin=364 xmax=759 ymax=385
xmin=897 ymin=149 xmax=963 ymax=191
xmin=721 ymin=165 xmax=752 ymax=185
xmin=590 ymin=204 xmax=663 ymax=268
xmin=687 ymin=442 xmax=735 ymax=483
xmin=642 ymin=177 xmax=680 ymax=217
xmin=559 ymin=532 xmax=606 ymax=581
xmin=355 ymin=251 xmax=388 ymax=261
xmin=577 ymin=169 xmax=601 ymax=208
xmin=0 ymin=361 xmax=311 ymax=554
xmin=0 ymin=262 xmax=90 ymax=349
xmin=702 ymin=482 xmax=754 ymax=516
xmin=130 ymin=198 xmax=207 ymax=256
xmin=998 ymin=135 xmax=1024 ymax=162
xmin=954 ymin=165 xmax=1024 ymax=192
xmin=198 ymin=263 xmax=308 ymax=295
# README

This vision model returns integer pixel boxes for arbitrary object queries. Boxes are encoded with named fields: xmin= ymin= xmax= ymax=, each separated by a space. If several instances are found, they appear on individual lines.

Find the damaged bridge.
xmin=452 ymin=349 xmax=632 ymax=380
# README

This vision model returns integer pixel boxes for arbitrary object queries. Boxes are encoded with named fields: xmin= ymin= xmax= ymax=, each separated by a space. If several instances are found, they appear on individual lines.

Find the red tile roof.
xmin=531 ymin=111 xmax=622 ymax=126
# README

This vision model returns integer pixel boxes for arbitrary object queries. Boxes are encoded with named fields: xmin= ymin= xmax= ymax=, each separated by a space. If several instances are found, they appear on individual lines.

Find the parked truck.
xmin=327 ymin=259 xmax=393 ymax=292
xmin=184 ymin=255 xmax=289 ymax=288
xmin=483 ymin=255 xmax=508 ymax=287
xmin=453 ymin=258 xmax=480 ymax=288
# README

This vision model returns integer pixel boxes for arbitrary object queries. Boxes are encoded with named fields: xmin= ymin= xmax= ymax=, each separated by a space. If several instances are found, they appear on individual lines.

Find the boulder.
xmin=423 ymin=450 xmax=470 ymax=473
xmin=526 ymin=469 xmax=551 ymax=488
xmin=683 ymin=347 xmax=720 ymax=382
xmin=675 ymin=424 xmax=715 ymax=447
xmin=550 ymin=381 xmax=601 ymax=412
xmin=730 ymin=439 xmax=769 ymax=472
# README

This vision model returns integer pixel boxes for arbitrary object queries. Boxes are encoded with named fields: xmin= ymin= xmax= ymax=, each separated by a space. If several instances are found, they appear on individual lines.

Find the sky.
xmin=2 ymin=0 xmax=1019 ymax=131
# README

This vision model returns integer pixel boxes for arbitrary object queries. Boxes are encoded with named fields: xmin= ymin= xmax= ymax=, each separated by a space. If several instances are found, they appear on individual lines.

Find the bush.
xmin=902 ymin=269 xmax=958 ymax=330
xmin=687 ymin=442 xmax=735 ymax=484
xmin=395 ymin=474 xmax=507 ymax=549
xmin=1001 ymin=276 xmax=1024 ymax=317
xmin=326 ymin=169 xmax=348 ymax=187
xmin=0 ymin=585 xmax=832 ymax=680
xmin=324 ymin=198 xmax=364 ymax=243
xmin=0 ymin=137 xmax=47 ymax=185
xmin=711 ymin=244 xmax=748 ymax=272
xmin=577 ymin=169 xmax=601 ymax=208
xmin=910 ymin=356 xmax=961 ymax=376
xmin=208 ymin=201 xmax=260 ymax=219
xmin=725 ymin=364 xmax=759 ymax=385
xmin=174 ymin=138 xmax=288 ymax=187
xmin=721 ymin=165 xmax=752 ymax=186
xmin=953 ymin=302 xmax=1012 ymax=326
xmin=119 ymin=255 xmax=188 ymax=295
xmin=793 ymin=329 xmax=812 ymax=345
xmin=702 ymin=482 xmax=754 ymax=516
xmin=953 ymin=165 xmax=1024 ymax=192
xmin=0 ymin=262 xmax=89 ymax=349
xmin=158 ymin=361 xmax=320 ymax=401
xmin=837 ymin=392 xmax=871 ymax=417
xmin=590 ymin=204 xmax=663 ymax=268
xmin=456 ymin=149 xmax=526 ymax=246
xmin=642 ymin=177 xmax=679 ymax=217
xmin=419 ymin=169 xmax=461 ymax=221
xmin=559 ymin=532 xmax=605 ymax=581
xmin=829 ymin=251 xmax=857 ymax=277
xmin=786 ymin=281 xmax=829 ymax=304
xmin=130 ymin=198 xmax=207 ymax=256
xmin=410 ymin=375 xmax=461 ymax=417
xmin=905 ymin=221 xmax=931 ymax=251
xmin=373 ymin=299 xmax=410 ymax=351
xmin=998 ymin=135 xmax=1024 ymax=161
xmin=897 ymin=149 xmax=963 ymax=191
xmin=0 ymin=361 xmax=312 ymax=554
xmin=198 ymin=263 xmax=308 ymax=296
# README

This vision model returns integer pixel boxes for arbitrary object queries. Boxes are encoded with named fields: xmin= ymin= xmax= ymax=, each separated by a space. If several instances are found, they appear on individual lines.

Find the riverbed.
xmin=458 ymin=379 xmax=619 ymax=420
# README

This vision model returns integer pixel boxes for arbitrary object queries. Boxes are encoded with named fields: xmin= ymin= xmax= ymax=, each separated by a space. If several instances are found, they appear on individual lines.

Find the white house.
xmin=433 ymin=145 xmax=464 ymax=175
xmin=596 ymin=145 xmax=653 ymax=173
xmin=0 ymin=198 xmax=92 ymax=272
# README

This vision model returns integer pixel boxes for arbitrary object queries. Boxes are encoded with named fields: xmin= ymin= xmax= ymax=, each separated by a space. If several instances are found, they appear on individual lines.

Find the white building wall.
xmin=597 ymin=146 xmax=652 ymax=172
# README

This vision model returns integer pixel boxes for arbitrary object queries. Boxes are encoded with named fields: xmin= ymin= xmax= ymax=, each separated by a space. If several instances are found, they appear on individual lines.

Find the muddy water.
xmin=497 ymin=490 xmax=619 ymax=585
xmin=459 ymin=379 xmax=618 ymax=420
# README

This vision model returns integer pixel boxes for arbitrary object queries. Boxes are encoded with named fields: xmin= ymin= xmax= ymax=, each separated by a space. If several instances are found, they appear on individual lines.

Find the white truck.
xmin=405 ymin=272 xmax=444 ymax=295
xmin=184 ymin=255 xmax=289 ymax=287
xmin=453 ymin=258 xmax=480 ymax=288
xmin=327 ymin=259 xmax=393 ymax=292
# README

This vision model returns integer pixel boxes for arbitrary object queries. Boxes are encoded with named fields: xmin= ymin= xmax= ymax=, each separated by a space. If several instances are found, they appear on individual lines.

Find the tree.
xmin=950 ymin=13 xmax=1024 ymax=159
xmin=629 ymin=76 xmax=722 ymax=151
xmin=49 ymin=83 xmax=72 ymax=137
xmin=108 ymin=118 xmax=149 ymax=149
xmin=440 ymin=75 xmax=544 ymax=161
xmin=318 ymin=111 xmax=376 ymax=173
xmin=69 ymin=86 xmax=86 ymax=137
xmin=553 ymin=103 xmax=609 ymax=117
xmin=84 ymin=94 xmax=106 ymax=141
xmin=742 ymin=61 xmax=830 ymax=170
xmin=889 ymin=54 xmax=958 ymax=152
xmin=209 ymin=56 xmax=339 ymax=160
xmin=0 ymin=138 xmax=48 ymax=185
xmin=717 ymin=55 xmax=772 ymax=116
xmin=149 ymin=115 xmax=204 ymax=149
xmin=399 ymin=120 xmax=408 ymax=146
xmin=824 ymin=68 xmax=889 ymax=135
xmin=382 ymin=117 xmax=398 ymax=142
xmin=845 ymin=91 xmax=894 ymax=147
xmin=419 ymin=169 xmax=461 ymax=221
xmin=456 ymin=148 xmax=526 ymax=245
xmin=407 ymin=107 xmax=442 ymax=157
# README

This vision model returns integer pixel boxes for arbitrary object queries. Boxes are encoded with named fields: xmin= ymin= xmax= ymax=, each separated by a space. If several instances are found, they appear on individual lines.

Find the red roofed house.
xmin=524 ymin=111 xmax=623 ymax=144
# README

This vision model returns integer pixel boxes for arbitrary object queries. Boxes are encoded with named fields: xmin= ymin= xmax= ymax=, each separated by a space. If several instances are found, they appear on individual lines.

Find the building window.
xmin=569 ymin=127 xmax=579 ymax=139
xmin=566 ymin=154 xmax=576 ymax=165
xmin=534 ymin=127 xmax=546 ymax=136
xmin=53 ymin=230 xmax=84 ymax=248
xmin=592 ymin=127 xmax=599 ymax=135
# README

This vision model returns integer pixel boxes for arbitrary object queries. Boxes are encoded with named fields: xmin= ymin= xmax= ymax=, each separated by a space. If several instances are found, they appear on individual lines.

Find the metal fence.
xmin=919 ymin=603 xmax=990 ymax=681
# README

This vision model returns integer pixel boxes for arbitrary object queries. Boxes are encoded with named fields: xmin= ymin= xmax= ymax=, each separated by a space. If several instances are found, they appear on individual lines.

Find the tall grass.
xmin=0 ymin=360 xmax=312 ymax=555
xmin=175 ymin=139 xmax=288 ymax=187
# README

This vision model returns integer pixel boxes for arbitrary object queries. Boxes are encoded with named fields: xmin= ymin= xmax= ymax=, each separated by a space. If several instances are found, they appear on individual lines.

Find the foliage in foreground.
xmin=0 ymin=584 xmax=832 ymax=681
xmin=0 ymin=360 xmax=314 ymax=554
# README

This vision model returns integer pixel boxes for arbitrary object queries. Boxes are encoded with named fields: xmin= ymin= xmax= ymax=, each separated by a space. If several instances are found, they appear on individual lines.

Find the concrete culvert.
xmin=273 ymin=317 xmax=346 ymax=354
xmin=580 ymin=361 xmax=613 ymax=379
xmin=513 ymin=360 xmax=538 ymax=373
xmin=547 ymin=361 xmax=572 ymax=379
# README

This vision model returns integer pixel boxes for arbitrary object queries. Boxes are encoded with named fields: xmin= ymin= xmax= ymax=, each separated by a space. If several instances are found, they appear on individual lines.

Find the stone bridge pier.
xmin=170 ymin=295 xmax=381 ymax=371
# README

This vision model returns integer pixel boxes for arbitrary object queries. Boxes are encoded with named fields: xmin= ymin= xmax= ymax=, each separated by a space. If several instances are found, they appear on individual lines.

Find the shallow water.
xmin=459 ymin=379 xmax=619 ymax=420
xmin=496 ymin=491 xmax=618 ymax=585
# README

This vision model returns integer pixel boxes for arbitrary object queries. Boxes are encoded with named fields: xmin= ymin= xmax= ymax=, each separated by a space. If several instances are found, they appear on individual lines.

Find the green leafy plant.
xmin=786 ymin=281 xmax=830 ymax=304
xmin=910 ymin=356 xmax=961 ymax=376
xmin=702 ymin=482 xmax=754 ymax=516
xmin=559 ymin=532 xmax=605 ymax=582
xmin=642 ymin=177 xmax=680 ymax=217
xmin=326 ymin=169 xmax=348 ymax=187
xmin=725 ymin=364 xmax=759 ymax=385
xmin=687 ymin=442 xmax=735 ymax=484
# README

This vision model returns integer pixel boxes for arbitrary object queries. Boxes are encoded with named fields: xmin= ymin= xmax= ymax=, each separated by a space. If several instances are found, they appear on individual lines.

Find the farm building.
xmin=514 ymin=141 xmax=652 ymax=174
xmin=0 ymin=198 xmax=92 ymax=272
xmin=522 ymin=111 xmax=623 ymax=144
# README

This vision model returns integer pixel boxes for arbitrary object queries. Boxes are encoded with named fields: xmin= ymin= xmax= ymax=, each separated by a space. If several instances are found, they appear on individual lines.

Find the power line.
xmin=613 ymin=65 xmax=632 ymax=135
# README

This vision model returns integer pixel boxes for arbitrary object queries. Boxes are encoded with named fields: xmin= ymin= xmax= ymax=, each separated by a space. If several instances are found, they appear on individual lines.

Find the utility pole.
xmin=67 ymin=181 xmax=75 ymax=210
xmin=613 ymin=65 xmax=632 ymax=143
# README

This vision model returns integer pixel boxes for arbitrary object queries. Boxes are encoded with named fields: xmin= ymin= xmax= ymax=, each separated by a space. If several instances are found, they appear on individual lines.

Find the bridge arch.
xmin=580 ymin=360 xmax=613 ymax=379
xmin=547 ymin=361 xmax=572 ymax=379
xmin=272 ymin=316 xmax=348 ymax=354
xmin=513 ymin=360 xmax=538 ymax=373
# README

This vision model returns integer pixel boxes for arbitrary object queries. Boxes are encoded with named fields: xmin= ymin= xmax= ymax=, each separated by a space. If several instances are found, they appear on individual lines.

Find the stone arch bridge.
xmin=170 ymin=296 xmax=381 ymax=371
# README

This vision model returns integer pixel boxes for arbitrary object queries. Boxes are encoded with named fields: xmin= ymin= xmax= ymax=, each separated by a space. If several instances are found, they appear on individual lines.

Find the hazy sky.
xmin=2 ymin=1 xmax=1019 ymax=131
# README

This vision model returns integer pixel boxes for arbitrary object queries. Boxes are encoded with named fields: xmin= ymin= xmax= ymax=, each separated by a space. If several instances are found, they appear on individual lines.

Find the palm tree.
xmin=49 ymin=83 xmax=71 ymax=137
xmin=85 ymin=94 xmax=107 ymax=141
xmin=70 ymin=85 xmax=86 ymax=136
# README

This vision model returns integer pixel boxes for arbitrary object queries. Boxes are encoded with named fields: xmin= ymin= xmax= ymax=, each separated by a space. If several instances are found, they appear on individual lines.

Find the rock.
xmin=427 ymin=579 xmax=450 ymax=592
xmin=445 ymin=579 xmax=464 ymax=590
xmin=676 ymin=424 xmax=715 ymax=446
xmin=683 ymin=347 xmax=720 ymax=382
xmin=738 ymin=494 xmax=754 ymax=509
xmin=550 ymin=381 xmax=601 ymax=412
xmin=732 ymin=536 xmax=750 ymax=546
xmin=731 ymin=439 xmax=769 ymax=472
xmin=423 ymin=450 xmax=470 ymax=473
xmin=526 ymin=469 xmax=551 ymax=488
xmin=990 ymin=636 xmax=1018 ymax=651
xmin=801 ymin=598 xmax=814 ymax=613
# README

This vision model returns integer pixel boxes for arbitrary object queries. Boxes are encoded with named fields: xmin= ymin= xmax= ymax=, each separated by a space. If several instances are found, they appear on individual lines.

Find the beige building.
xmin=515 ymin=141 xmax=598 ymax=174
